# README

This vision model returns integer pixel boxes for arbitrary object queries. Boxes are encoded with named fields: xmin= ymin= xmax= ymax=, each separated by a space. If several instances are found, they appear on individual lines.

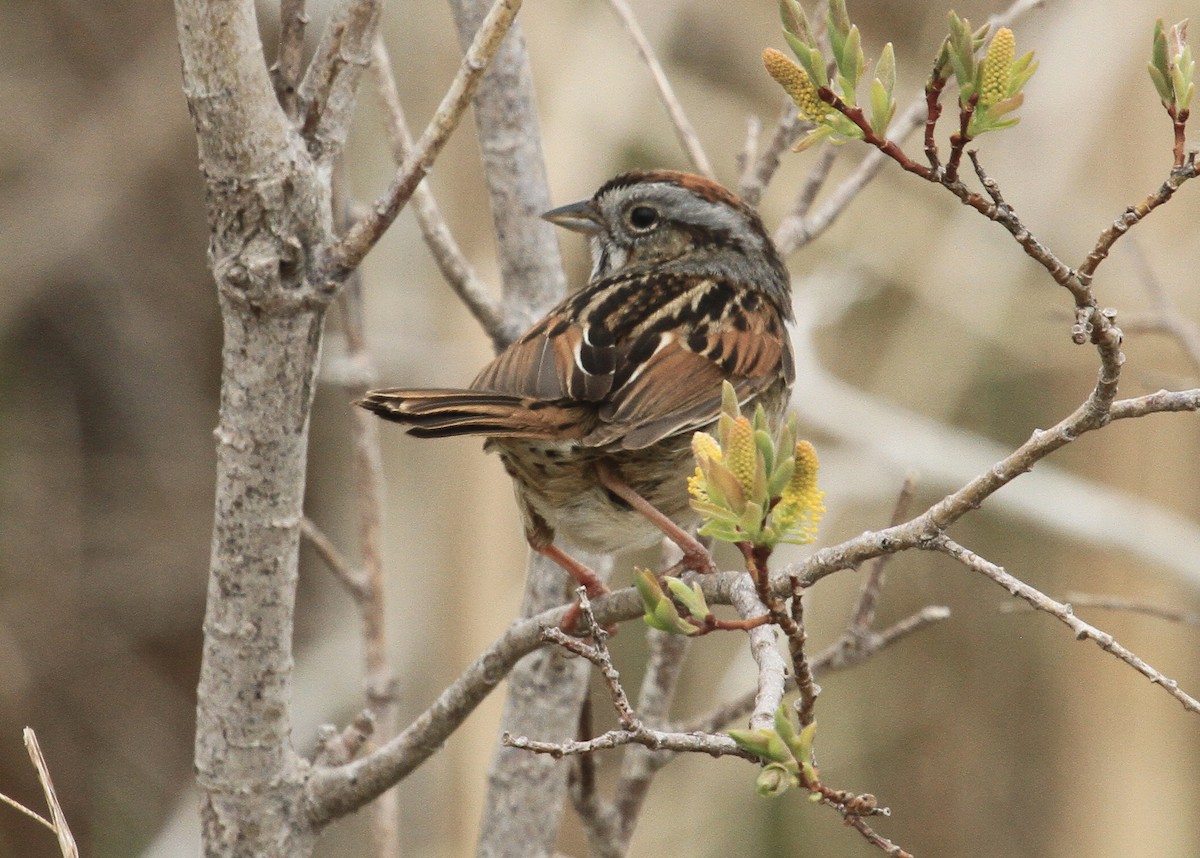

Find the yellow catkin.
xmin=763 ymin=48 xmax=828 ymax=122
xmin=981 ymin=28 xmax=1015 ymax=106
xmin=772 ymin=440 xmax=826 ymax=542
xmin=691 ymin=431 xmax=723 ymax=464
xmin=725 ymin=417 xmax=757 ymax=492
xmin=687 ymin=467 xmax=708 ymax=503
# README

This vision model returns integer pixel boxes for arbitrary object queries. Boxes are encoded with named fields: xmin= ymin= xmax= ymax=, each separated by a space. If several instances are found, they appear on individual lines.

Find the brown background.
xmin=0 ymin=0 xmax=1197 ymax=856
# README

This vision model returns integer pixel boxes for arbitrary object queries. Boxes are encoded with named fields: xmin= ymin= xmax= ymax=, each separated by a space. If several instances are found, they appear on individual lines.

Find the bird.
xmin=358 ymin=170 xmax=795 ymax=601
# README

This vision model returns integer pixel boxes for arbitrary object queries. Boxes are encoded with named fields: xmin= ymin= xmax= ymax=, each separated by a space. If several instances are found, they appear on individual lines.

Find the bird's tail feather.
xmin=356 ymin=388 xmax=585 ymax=440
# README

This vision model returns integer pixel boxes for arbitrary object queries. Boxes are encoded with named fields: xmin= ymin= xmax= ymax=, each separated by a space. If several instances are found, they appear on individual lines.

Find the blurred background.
xmin=1 ymin=0 xmax=1198 ymax=855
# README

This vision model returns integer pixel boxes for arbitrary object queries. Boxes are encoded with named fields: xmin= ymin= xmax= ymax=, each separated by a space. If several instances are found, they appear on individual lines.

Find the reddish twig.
xmin=923 ymin=73 xmax=948 ymax=170
xmin=945 ymin=91 xmax=978 ymax=183
xmin=1169 ymin=104 xmax=1190 ymax=168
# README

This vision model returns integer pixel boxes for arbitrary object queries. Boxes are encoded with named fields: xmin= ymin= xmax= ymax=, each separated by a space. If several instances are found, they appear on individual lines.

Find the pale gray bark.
xmin=176 ymin=0 xmax=376 ymax=852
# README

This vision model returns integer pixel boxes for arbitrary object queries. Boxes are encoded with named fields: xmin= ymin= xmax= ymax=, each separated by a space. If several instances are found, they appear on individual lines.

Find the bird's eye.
xmin=626 ymin=205 xmax=660 ymax=231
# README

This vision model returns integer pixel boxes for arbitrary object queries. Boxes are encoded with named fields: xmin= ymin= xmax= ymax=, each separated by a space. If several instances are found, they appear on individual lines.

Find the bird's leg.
xmin=534 ymin=543 xmax=611 ymax=636
xmin=594 ymin=461 xmax=717 ymax=575
xmin=535 ymin=543 xmax=609 ymax=599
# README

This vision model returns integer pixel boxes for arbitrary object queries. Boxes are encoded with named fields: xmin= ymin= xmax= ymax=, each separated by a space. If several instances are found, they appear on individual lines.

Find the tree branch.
xmin=367 ymin=36 xmax=513 ymax=349
xmin=319 ymin=0 xmax=524 ymax=284
xmin=929 ymin=535 xmax=1200 ymax=714
xmin=603 ymin=0 xmax=715 ymax=179
xmin=271 ymin=0 xmax=308 ymax=116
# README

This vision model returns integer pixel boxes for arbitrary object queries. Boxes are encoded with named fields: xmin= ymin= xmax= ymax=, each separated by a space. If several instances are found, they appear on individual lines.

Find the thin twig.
xmin=787 ymin=144 xmax=839 ymax=223
xmin=271 ymin=0 xmax=308 ymax=116
xmin=681 ymin=605 xmax=951 ymax=735
xmin=368 ymin=37 xmax=512 ymax=349
xmin=1077 ymin=154 xmax=1198 ymax=285
xmin=850 ymin=474 xmax=918 ymax=632
xmin=930 ymin=535 xmax=1200 ymax=714
xmin=335 ymin=256 xmax=401 ymax=857
xmin=1057 ymin=594 xmax=1200 ymax=627
xmin=774 ymin=97 xmax=923 ymax=253
xmin=542 ymin=591 xmax=639 ymax=729
xmin=789 ymin=585 xmax=819 ymax=727
xmin=320 ymin=0 xmax=523 ymax=282
xmin=773 ymin=0 xmax=1049 ymax=254
xmin=814 ymin=606 xmax=953 ymax=674
xmin=503 ymin=726 xmax=754 ymax=759
xmin=603 ymin=0 xmax=715 ymax=179
xmin=0 ymin=789 xmax=53 ymax=833
xmin=844 ymin=815 xmax=912 ymax=858
xmin=1125 ymin=237 xmax=1200 ymax=373
xmin=301 ymin=516 xmax=369 ymax=600
xmin=740 ymin=99 xmax=805 ymax=206
xmin=737 ymin=115 xmax=760 ymax=189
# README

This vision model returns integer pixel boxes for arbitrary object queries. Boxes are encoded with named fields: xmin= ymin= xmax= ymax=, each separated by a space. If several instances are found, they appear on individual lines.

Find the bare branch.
xmin=850 ymin=474 xmax=919 ymax=632
xmin=305 ymin=586 xmax=626 ymax=825
xmin=1077 ymin=156 xmax=1198 ymax=284
xmin=679 ymin=605 xmax=951 ymax=735
xmin=728 ymin=573 xmax=786 ymax=730
xmin=1108 ymin=388 xmax=1200 ymax=420
xmin=320 ymin=0 xmax=524 ymax=282
xmin=503 ymin=726 xmax=753 ymax=760
xmin=814 ymin=606 xmax=953 ymax=674
xmin=367 ymin=37 xmax=512 ymax=348
xmin=739 ymin=99 xmax=805 ymax=206
xmin=603 ymin=0 xmax=715 ymax=179
xmin=301 ymin=516 xmax=368 ymax=600
xmin=295 ymin=0 xmax=382 ymax=161
xmin=1061 ymin=594 xmax=1200 ymax=627
xmin=930 ymin=536 xmax=1200 ymax=714
xmin=272 ymin=0 xmax=308 ymax=116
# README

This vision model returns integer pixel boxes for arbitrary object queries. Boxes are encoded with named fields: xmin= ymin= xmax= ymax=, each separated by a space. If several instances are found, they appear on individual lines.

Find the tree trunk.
xmin=195 ymin=299 xmax=327 ymax=856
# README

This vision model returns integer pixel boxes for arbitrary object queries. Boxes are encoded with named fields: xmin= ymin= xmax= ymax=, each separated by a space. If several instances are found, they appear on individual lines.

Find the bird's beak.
xmin=541 ymin=199 xmax=601 ymax=234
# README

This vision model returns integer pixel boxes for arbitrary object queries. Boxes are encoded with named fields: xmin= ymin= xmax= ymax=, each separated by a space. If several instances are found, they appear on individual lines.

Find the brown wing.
xmin=469 ymin=270 xmax=792 ymax=451
xmin=470 ymin=300 xmax=616 ymax=402
xmin=584 ymin=293 xmax=793 ymax=450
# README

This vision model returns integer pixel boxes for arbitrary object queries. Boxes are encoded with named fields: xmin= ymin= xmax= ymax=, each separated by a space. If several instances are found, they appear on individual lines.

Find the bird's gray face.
xmin=543 ymin=173 xmax=790 ymax=310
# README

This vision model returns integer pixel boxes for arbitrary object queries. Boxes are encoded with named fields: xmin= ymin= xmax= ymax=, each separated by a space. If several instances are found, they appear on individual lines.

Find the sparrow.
xmin=358 ymin=170 xmax=794 ymax=598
